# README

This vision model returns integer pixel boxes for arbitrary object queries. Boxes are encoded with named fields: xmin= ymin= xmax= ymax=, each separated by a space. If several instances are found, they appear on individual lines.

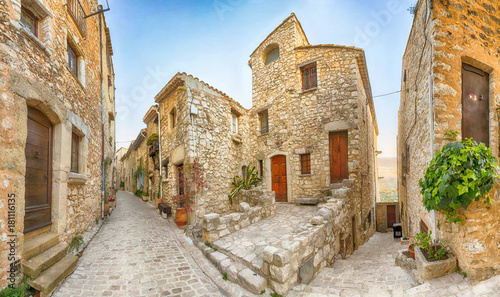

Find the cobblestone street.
xmin=52 ymin=191 xmax=248 ymax=297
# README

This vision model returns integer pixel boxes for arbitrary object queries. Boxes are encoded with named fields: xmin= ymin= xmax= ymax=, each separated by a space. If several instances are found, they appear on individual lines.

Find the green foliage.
xmin=270 ymin=293 xmax=282 ymax=297
xmin=120 ymin=181 xmax=125 ymax=188
xmin=444 ymin=130 xmax=458 ymax=141
xmin=228 ymin=166 xmax=262 ymax=205
xmin=133 ymin=157 xmax=144 ymax=179
xmin=134 ymin=189 xmax=144 ymax=197
xmin=413 ymin=231 xmax=446 ymax=260
xmin=420 ymin=139 xmax=499 ymax=223
xmin=0 ymin=274 xmax=32 ymax=297
xmin=105 ymin=156 xmax=112 ymax=165
xmin=260 ymin=290 xmax=266 ymax=295
xmin=462 ymin=272 xmax=467 ymax=278
xmin=108 ymin=136 xmax=113 ymax=143
xmin=95 ymin=218 xmax=99 ymax=225
xmin=146 ymin=133 xmax=159 ymax=146
xmin=222 ymin=273 xmax=228 ymax=281
xmin=68 ymin=235 xmax=84 ymax=253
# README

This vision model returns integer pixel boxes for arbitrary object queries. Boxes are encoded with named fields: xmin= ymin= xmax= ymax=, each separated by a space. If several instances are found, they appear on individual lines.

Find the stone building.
xmin=115 ymin=146 xmax=127 ymax=189
xmin=120 ymin=129 xmax=149 ymax=195
xmin=398 ymin=0 xmax=500 ymax=281
xmin=0 ymin=0 xmax=115 ymax=294
xmin=123 ymin=13 xmax=380 ymax=252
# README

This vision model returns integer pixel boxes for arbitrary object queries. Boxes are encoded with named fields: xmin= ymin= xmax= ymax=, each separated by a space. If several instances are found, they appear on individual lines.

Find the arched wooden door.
xmin=25 ymin=107 xmax=52 ymax=233
xmin=271 ymin=155 xmax=287 ymax=202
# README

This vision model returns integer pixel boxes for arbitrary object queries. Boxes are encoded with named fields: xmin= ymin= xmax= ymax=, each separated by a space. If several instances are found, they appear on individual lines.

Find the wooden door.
xmin=25 ymin=107 xmax=52 ymax=233
xmin=271 ymin=155 xmax=287 ymax=202
xmin=462 ymin=64 xmax=489 ymax=145
xmin=387 ymin=205 xmax=396 ymax=229
xmin=329 ymin=131 xmax=348 ymax=183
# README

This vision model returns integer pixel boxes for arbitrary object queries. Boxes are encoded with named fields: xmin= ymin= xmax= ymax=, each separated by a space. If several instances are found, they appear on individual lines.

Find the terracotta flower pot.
xmin=155 ymin=198 xmax=162 ymax=209
xmin=104 ymin=203 xmax=110 ymax=215
xmin=175 ymin=208 xmax=188 ymax=227
xmin=142 ymin=195 xmax=149 ymax=202
xmin=109 ymin=201 xmax=116 ymax=208
xmin=409 ymin=244 xmax=415 ymax=260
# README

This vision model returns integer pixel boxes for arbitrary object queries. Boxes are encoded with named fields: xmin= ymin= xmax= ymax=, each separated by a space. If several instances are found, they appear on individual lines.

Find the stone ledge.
xmin=67 ymin=172 xmax=87 ymax=185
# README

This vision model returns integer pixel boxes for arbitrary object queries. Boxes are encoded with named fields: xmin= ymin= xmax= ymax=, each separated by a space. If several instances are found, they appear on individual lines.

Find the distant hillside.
xmin=378 ymin=157 xmax=397 ymax=179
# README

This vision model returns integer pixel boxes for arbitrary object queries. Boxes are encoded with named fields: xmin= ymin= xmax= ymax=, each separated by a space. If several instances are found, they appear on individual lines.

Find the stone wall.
xmin=202 ymin=189 xmax=275 ymax=243
xmin=0 ymin=0 xmax=115 ymax=289
xmin=262 ymin=198 xmax=351 ymax=295
xmin=399 ymin=0 xmax=500 ymax=281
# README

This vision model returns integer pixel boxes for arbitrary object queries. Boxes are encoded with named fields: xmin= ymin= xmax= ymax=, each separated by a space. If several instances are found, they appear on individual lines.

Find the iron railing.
xmin=67 ymin=0 xmax=87 ymax=38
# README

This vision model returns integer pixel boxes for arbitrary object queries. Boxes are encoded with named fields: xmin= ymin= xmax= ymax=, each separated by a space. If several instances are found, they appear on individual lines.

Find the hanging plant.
xmin=420 ymin=139 xmax=499 ymax=224
xmin=146 ymin=133 xmax=159 ymax=146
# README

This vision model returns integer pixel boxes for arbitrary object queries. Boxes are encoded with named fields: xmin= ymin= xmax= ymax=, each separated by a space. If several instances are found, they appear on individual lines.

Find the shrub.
xmin=228 ymin=166 xmax=262 ymax=204
xmin=146 ymin=133 xmax=159 ymax=146
xmin=420 ymin=139 xmax=499 ymax=223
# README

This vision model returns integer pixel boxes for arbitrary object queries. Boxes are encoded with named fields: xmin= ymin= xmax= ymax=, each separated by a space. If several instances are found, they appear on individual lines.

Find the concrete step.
xmin=295 ymin=198 xmax=319 ymax=205
xmin=22 ymin=242 xmax=69 ymax=278
xmin=23 ymin=232 xmax=59 ymax=261
xmin=29 ymin=254 xmax=79 ymax=295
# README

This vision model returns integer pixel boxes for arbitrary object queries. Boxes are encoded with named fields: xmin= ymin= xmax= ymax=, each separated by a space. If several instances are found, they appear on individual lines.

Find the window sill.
xmin=258 ymin=132 xmax=269 ymax=137
xmin=231 ymin=134 xmax=242 ymax=143
xmin=298 ymin=174 xmax=312 ymax=177
xmin=20 ymin=27 xmax=51 ymax=57
xmin=299 ymin=87 xmax=318 ymax=94
xmin=68 ymin=172 xmax=87 ymax=185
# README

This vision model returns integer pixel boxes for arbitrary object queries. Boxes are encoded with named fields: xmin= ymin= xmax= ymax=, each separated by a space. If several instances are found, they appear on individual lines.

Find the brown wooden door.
xmin=387 ymin=205 xmax=396 ymax=228
xmin=271 ymin=155 xmax=287 ymax=202
xmin=462 ymin=64 xmax=489 ymax=145
xmin=25 ymin=107 xmax=52 ymax=233
xmin=329 ymin=131 xmax=348 ymax=183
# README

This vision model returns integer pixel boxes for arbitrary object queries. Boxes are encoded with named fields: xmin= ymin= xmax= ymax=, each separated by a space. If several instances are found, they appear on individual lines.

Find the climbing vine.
xmin=420 ymin=139 xmax=499 ymax=223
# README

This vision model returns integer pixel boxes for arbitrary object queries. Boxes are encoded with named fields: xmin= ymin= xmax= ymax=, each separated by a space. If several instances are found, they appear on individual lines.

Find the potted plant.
xmin=108 ymin=195 xmax=116 ymax=209
xmin=155 ymin=176 xmax=162 ymax=209
xmin=120 ymin=181 xmax=124 ymax=190
xmin=172 ymin=161 xmax=207 ymax=227
xmin=103 ymin=199 xmax=110 ymax=215
xmin=413 ymin=231 xmax=456 ymax=282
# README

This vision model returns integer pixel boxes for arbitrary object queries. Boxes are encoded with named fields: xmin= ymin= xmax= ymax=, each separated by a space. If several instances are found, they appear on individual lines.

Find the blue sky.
xmin=106 ymin=0 xmax=415 ymax=158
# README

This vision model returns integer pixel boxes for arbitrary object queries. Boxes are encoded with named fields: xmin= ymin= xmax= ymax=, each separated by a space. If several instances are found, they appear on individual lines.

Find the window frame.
xmin=231 ymin=112 xmax=239 ymax=134
xmin=259 ymin=109 xmax=269 ymax=135
xmin=301 ymin=63 xmax=317 ymax=91
xmin=67 ymin=42 xmax=78 ymax=79
xmin=70 ymin=132 xmax=79 ymax=173
xmin=170 ymin=107 xmax=177 ymax=129
xmin=300 ymin=153 xmax=311 ymax=175
xmin=20 ymin=7 xmax=38 ymax=37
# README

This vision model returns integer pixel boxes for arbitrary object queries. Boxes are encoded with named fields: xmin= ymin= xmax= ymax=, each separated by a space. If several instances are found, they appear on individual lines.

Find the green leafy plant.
xmin=420 ymin=139 xmax=499 ymax=223
xmin=0 ymin=274 xmax=32 ymax=297
xmin=108 ymin=136 xmax=113 ymax=143
xmin=228 ymin=166 xmax=262 ymax=204
xmin=444 ymin=129 xmax=458 ymax=141
xmin=260 ymin=290 xmax=266 ymax=295
xmin=69 ymin=235 xmax=84 ymax=253
xmin=270 ymin=293 xmax=282 ymax=297
xmin=146 ymin=133 xmax=159 ymax=146
xmin=120 ymin=181 xmax=125 ymax=188
xmin=462 ymin=272 xmax=467 ymax=278
xmin=134 ymin=189 xmax=144 ymax=197
xmin=95 ymin=218 xmax=99 ymax=225
xmin=413 ymin=231 xmax=447 ymax=260
xmin=222 ymin=273 xmax=228 ymax=281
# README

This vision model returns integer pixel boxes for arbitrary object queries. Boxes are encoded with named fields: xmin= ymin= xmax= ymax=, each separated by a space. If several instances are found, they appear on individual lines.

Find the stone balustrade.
xmin=261 ymin=198 xmax=350 ymax=295
xmin=202 ymin=189 xmax=275 ymax=243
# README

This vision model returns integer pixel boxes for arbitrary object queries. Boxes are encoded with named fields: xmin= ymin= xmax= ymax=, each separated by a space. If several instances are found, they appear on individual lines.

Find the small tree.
xmin=420 ymin=139 xmax=499 ymax=223
xmin=172 ymin=161 xmax=208 ymax=212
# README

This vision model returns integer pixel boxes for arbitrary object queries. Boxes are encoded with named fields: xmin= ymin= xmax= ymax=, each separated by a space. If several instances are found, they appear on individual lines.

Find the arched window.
xmin=265 ymin=47 xmax=279 ymax=65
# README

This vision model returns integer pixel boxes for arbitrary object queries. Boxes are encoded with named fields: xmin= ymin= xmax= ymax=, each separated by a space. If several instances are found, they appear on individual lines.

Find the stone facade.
xmin=120 ymin=129 xmax=149 ymax=196
xmin=0 ymin=0 xmax=115 ymax=290
xmin=398 ymin=0 xmax=500 ymax=281
xmin=115 ymin=147 xmax=127 ymax=189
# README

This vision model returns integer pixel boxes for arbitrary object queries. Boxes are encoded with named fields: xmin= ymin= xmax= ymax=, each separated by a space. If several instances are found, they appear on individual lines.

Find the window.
xmin=67 ymin=43 xmax=78 ymax=78
xmin=170 ymin=108 xmax=176 ymax=129
xmin=71 ymin=132 xmax=79 ymax=172
xmin=259 ymin=109 xmax=269 ymax=134
xmin=231 ymin=112 xmax=239 ymax=134
xmin=420 ymin=219 xmax=429 ymax=234
xmin=265 ymin=47 xmax=279 ymax=65
xmin=259 ymin=160 xmax=264 ymax=178
xmin=301 ymin=63 xmax=317 ymax=90
xmin=20 ymin=7 xmax=38 ymax=36
xmin=300 ymin=153 xmax=311 ymax=175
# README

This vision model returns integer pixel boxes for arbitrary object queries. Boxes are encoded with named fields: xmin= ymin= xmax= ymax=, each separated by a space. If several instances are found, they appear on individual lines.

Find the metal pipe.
xmin=99 ymin=12 xmax=104 ymax=220
xmin=186 ymin=85 xmax=198 ymax=230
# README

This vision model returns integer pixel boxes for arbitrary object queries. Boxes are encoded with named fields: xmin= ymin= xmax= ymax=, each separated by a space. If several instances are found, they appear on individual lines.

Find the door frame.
xmin=329 ymin=130 xmax=349 ymax=183
xmin=266 ymin=151 xmax=292 ymax=203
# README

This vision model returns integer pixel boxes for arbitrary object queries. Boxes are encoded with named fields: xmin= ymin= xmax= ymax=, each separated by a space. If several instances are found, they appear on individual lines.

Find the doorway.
xmin=271 ymin=155 xmax=287 ymax=202
xmin=329 ymin=131 xmax=348 ymax=183
xmin=462 ymin=64 xmax=489 ymax=145
xmin=25 ymin=107 xmax=52 ymax=233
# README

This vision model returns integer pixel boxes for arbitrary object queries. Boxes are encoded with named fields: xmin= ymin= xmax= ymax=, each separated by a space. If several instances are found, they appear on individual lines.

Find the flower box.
xmin=415 ymin=246 xmax=456 ymax=283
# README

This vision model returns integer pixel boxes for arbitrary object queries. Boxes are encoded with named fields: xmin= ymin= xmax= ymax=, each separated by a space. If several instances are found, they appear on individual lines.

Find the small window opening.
xmin=259 ymin=109 xmax=269 ymax=134
xmin=265 ymin=47 xmax=279 ymax=65
xmin=300 ymin=153 xmax=311 ymax=175
xmin=301 ymin=63 xmax=317 ymax=90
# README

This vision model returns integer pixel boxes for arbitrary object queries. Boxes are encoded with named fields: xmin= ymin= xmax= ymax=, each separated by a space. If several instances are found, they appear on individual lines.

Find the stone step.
xmin=23 ymin=232 xmax=59 ymax=261
xmin=28 ymin=254 xmax=79 ymax=295
xmin=330 ymin=183 xmax=343 ymax=189
xmin=330 ymin=188 xmax=350 ymax=199
xmin=22 ymin=242 xmax=69 ymax=278
xmin=295 ymin=198 xmax=319 ymax=205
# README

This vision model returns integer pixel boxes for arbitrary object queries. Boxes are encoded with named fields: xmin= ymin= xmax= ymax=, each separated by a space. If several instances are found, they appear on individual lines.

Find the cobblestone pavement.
xmin=52 ymin=191 xmax=251 ymax=297
xmin=289 ymin=232 xmax=500 ymax=297
xmin=212 ymin=204 xmax=318 ymax=272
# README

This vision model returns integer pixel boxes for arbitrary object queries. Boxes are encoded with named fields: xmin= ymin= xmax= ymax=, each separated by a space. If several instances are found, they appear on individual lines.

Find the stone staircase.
xmin=22 ymin=232 xmax=79 ymax=297
xmin=295 ymin=179 xmax=354 ymax=206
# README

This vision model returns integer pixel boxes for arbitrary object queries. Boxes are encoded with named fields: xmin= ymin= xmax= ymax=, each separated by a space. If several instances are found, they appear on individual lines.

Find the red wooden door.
xmin=329 ymin=131 xmax=348 ymax=183
xmin=271 ymin=155 xmax=287 ymax=202
xmin=387 ymin=205 xmax=396 ymax=228
xmin=462 ymin=64 xmax=489 ymax=145
xmin=25 ymin=107 xmax=52 ymax=233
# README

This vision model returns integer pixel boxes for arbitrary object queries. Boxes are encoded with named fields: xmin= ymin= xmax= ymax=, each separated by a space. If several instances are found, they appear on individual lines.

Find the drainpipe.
xmin=154 ymin=106 xmax=162 ymax=201
xmin=99 ymin=12 xmax=105 ymax=220
xmin=429 ymin=33 xmax=437 ymax=243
